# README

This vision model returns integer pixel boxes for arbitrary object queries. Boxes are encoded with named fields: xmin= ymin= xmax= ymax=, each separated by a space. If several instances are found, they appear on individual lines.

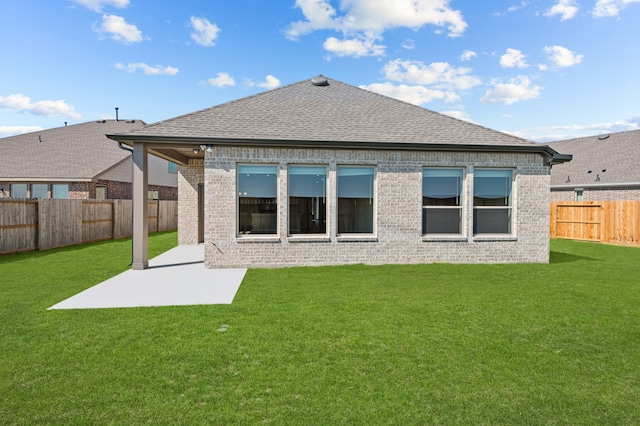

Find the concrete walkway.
xmin=48 ymin=245 xmax=247 ymax=310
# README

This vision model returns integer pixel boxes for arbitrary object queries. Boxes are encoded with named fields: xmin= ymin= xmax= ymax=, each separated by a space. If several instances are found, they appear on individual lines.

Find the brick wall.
xmin=178 ymin=159 xmax=204 ymax=245
xmin=0 ymin=180 xmax=178 ymax=200
xmin=185 ymin=147 xmax=551 ymax=268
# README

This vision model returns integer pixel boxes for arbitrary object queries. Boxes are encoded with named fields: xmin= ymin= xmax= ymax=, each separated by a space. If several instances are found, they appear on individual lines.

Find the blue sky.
xmin=1 ymin=0 xmax=639 ymax=142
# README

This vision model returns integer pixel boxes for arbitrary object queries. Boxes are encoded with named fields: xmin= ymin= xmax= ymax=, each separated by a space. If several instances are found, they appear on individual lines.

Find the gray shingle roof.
xmin=126 ymin=75 xmax=543 ymax=148
xmin=0 ymin=120 xmax=145 ymax=180
xmin=546 ymin=130 xmax=640 ymax=187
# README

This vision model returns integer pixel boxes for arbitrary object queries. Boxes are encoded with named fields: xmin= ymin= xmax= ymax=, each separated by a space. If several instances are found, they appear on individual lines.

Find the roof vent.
xmin=598 ymin=134 xmax=609 ymax=140
xmin=311 ymin=76 xmax=329 ymax=86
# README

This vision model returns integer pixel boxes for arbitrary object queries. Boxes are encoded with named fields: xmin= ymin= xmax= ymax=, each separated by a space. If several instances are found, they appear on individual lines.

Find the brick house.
xmin=0 ymin=120 xmax=178 ymax=201
xmin=109 ymin=75 xmax=570 ymax=270
xmin=547 ymin=130 xmax=640 ymax=201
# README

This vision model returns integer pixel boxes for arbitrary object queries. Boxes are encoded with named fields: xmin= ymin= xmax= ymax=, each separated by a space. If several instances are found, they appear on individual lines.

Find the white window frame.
xmin=337 ymin=165 xmax=376 ymax=236
xmin=236 ymin=164 xmax=279 ymax=236
xmin=96 ymin=185 xmax=107 ymax=200
xmin=422 ymin=168 xmax=465 ymax=236
xmin=473 ymin=169 xmax=514 ymax=236
xmin=11 ymin=183 xmax=27 ymax=198
xmin=52 ymin=183 xmax=69 ymax=199
xmin=288 ymin=165 xmax=328 ymax=236
xmin=31 ymin=183 xmax=49 ymax=199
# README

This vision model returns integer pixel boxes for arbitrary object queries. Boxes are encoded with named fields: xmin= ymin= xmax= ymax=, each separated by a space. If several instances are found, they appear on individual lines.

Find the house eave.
xmin=551 ymin=182 xmax=640 ymax=190
xmin=108 ymin=134 xmax=571 ymax=165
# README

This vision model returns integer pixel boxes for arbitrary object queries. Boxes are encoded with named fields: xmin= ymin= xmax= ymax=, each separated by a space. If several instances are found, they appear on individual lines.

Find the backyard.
xmin=1 ymin=232 xmax=638 ymax=424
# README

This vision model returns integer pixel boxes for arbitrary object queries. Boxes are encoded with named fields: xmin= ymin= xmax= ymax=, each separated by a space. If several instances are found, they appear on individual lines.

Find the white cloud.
xmin=286 ymin=0 xmax=467 ymax=57
xmin=246 ymin=75 xmax=281 ymax=90
xmin=520 ymin=116 xmax=640 ymax=142
xmin=440 ymin=109 xmax=475 ymax=122
xmin=460 ymin=50 xmax=477 ymax=61
xmin=592 ymin=0 xmax=640 ymax=17
xmin=480 ymin=76 xmax=542 ymax=105
xmin=544 ymin=45 xmax=583 ymax=67
xmin=72 ymin=0 xmax=129 ymax=12
xmin=382 ymin=59 xmax=481 ymax=91
xmin=207 ymin=72 xmax=236 ymax=87
xmin=115 ymin=62 xmax=179 ymax=76
xmin=0 ymin=125 xmax=45 ymax=137
xmin=402 ymin=38 xmax=415 ymax=50
xmin=190 ymin=16 xmax=220 ymax=47
xmin=500 ymin=48 xmax=528 ymax=68
xmin=360 ymin=82 xmax=459 ymax=106
xmin=493 ymin=1 xmax=529 ymax=16
xmin=95 ymin=14 xmax=143 ymax=44
xmin=545 ymin=0 xmax=579 ymax=20
xmin=323 ymin=35 xmax=385 ymax=57
xmin=0 ymin=94 xmax=82 ymax=119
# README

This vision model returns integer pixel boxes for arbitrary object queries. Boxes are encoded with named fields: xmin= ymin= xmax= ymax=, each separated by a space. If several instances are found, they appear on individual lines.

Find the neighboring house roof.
xmin=0 ymin=120 xmax=145 ymax=181
xmin=546 ymin=130 xmax=640 ymax=188
xmin=110 ymin=75 xmax=570 ymax=165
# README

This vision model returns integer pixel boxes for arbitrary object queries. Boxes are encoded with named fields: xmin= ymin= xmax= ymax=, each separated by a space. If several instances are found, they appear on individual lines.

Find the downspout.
xmin=118 ymin=142 xmax=134 ymax=266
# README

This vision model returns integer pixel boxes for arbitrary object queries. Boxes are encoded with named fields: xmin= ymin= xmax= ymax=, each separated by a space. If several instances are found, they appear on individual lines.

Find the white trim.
xmin=552 ymin=182 xmax=640 ymax=189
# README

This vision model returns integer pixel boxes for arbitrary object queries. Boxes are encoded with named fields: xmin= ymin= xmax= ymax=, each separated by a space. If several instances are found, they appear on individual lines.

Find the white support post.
xmin=132 ymin=142 xmax=149 ymax=270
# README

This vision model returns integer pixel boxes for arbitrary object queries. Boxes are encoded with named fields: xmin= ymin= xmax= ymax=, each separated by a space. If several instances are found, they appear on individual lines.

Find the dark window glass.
xmin=238 ymin=165 xmax=278 ymax=234
xmin=422 ymin=169 xmax=463 ymax=234
xmin=338 ymin=166 xmax=374 ymax=234
xmin=473 ymin=170 xmax=512 ymax=234
xmin=289 ymin=165 xmax=326 ymax=235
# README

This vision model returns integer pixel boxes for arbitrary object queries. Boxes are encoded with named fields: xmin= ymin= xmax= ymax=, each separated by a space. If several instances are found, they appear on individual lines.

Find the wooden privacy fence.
xmin=0 ymin=199 xmax=178 ymax=254
xmin=550 ymin=201 xmax=640 ymax=246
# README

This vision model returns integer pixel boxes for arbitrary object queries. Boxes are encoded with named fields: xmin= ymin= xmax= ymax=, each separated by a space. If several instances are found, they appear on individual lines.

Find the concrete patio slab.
xmin=48 ymin=245 xmax=247 ymax=310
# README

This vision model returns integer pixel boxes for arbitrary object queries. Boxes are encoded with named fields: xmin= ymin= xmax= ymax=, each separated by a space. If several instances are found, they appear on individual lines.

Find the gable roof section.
xmin=0 ymin=120 xmax=145 ymax=181
xmin=110 ymin=75 xmax=569 ymax=165
xmin=546 ymin=130 xmax=640 ymax=187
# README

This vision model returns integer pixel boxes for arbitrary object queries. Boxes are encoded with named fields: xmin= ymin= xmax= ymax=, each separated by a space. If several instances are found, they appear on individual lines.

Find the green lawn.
xmin=1 ymin=233 xmax=639 ymax=424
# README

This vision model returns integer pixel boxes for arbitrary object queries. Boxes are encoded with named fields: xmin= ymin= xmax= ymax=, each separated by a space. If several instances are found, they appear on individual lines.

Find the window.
xmin=168 ymin=162 xmax=179 ymax=174
xmin=237 ymin=165 xmax=278 ymax=235
xmin=575 ymin=189 xmax=583 ymax=201
xmin=52 ymin=184 xmax=69 ymax=199
xmin=473 ymin=169 xmax=513 ymax=234
xmin=96 ymin=185 xmax=107 ymax=200
xmin=32 ymin=184 xmax=48 ymax=199
xmin=288 ymin=165 xmax=326 ymax=235
xmin=148 ymin=189 xmax=159 ymax=200
xmin=11 ymin=183 xmax=27 ymax=198
xmin=423 ymin=169 xmax=463 ymax=234
xmin=338 ymin=166 xmax=374 ymax=234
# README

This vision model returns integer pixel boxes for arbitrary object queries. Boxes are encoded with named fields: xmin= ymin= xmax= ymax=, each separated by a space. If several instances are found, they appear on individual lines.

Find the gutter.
xmin=551 ymin=182 xmax=640 ymax=190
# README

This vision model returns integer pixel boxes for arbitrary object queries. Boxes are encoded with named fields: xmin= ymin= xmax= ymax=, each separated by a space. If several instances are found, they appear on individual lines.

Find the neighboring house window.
xmin=52 ymin=184 xmax=69 ymax=199
xmin=148 ymin=189 xmax=159 ymax=200
xmin=32 ymin=184 xmax=48 ymax=199
xmin=11 ymin=183 xmax=27 ymax=198
xmin=423 ymin=168 xmax=464 ymax=235
xmin=473 ymin=169 xmax=513 ymax=234
xmin=337 ymin=166 xmax=374 ymax=234
xmin=288 ymin=165 xmax=327 ymax=235
xmin=237 ymin=164 xmax=278 ymax=235
xmin=96 ymin=185 xmax=107 ymax=200
xmin=575 ymin=189 xmax=583 ymax=201
xmin=168 ymin=162 xmax=179 ymax=174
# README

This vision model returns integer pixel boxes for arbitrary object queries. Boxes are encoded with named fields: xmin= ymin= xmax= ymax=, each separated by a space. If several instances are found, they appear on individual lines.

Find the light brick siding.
xmin=551 ymin=187 xmax=640 ymax=202
xmin=182 ymin=147 xmax=551 ymax=268
xmin=178 ymin=159 xmax=204 ymax=245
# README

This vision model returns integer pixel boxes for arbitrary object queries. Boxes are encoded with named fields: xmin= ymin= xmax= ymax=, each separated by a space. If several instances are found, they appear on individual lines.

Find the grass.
xmin=1 ymin=234 xmax=639 ymax=424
